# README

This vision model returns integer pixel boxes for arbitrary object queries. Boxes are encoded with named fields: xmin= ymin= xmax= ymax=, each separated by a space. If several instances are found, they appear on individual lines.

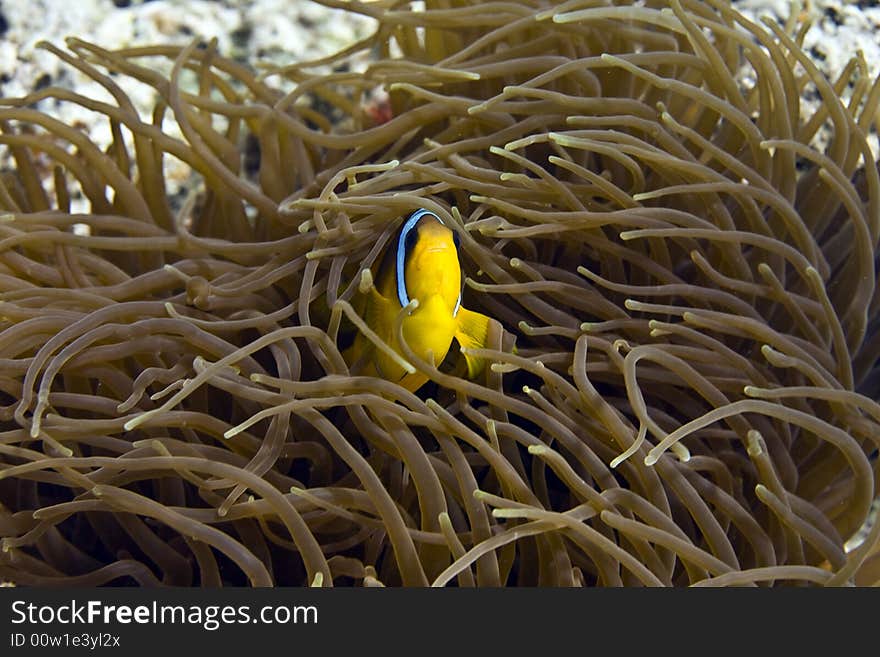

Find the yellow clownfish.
xmin=345 ymin=209 xmax=492 ymax=392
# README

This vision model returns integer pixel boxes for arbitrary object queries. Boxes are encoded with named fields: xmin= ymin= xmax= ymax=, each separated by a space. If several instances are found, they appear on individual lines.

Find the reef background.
xmin=1 ymin=1 xmax=878 ymax=188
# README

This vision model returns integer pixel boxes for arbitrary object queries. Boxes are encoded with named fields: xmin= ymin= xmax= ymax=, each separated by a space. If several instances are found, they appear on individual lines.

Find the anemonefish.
xmin=345 ymin=208 xmax=492 ymax=392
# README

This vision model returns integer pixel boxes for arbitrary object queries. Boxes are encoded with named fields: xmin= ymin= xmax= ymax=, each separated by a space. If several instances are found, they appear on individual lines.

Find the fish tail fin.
xmin=455 ymin=307 xmax=491 ymax=379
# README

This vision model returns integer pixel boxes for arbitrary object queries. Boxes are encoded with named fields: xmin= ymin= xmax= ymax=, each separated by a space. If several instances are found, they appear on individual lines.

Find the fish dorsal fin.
xmin=454 ymin=307 xmax=491 ymax=379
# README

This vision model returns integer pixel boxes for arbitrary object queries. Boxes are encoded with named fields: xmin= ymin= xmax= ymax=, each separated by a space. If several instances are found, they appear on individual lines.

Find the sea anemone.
xmin=0 ymin=0 xmax=878 ymax=587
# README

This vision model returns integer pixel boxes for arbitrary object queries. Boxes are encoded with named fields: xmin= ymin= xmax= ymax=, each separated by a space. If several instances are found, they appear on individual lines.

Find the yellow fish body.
xmin=345 ymin=209 xmax=492 ymax=392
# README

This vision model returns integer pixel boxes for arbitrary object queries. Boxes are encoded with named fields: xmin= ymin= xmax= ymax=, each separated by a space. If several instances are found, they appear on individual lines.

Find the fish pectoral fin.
xmin=363 ymin=284 xmax=395 ymax=336
xmin=346 ymin=284 xmax=396 ymax=372
xmin=344 ymin=340 xmax=372 ymax=375
xmin=455 ymin=307 xmax=491 ymax=379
